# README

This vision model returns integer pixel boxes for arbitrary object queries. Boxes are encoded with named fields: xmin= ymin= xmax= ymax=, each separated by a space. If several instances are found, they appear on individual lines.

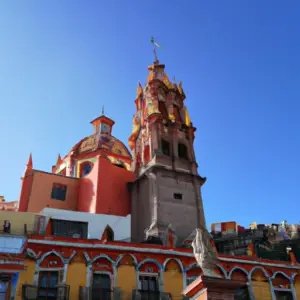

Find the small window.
xmin=51 ymin=183 xmax=67 ymax=201
xmin=178 ymin=143 xmax=188 ymax=160
xmin=174 ymin=193 xmax=182 ymax=200
xmin=161 ymin=140 xmax=170 ymax=156
xmin=82 ymin=164 xmax=92 ymax=177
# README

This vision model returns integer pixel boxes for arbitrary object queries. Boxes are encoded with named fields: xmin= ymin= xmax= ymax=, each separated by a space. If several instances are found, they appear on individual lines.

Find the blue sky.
xmin=0 ymin=1 xmax=299 ymax=228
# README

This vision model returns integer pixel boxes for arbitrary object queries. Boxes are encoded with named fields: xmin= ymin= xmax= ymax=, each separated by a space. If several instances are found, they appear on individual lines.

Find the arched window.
xmin=173 ymin=106 xmax=182 ymax=123
xmin=178 ymin=143 xmax=188 ymax=160
xmin=81 ymin=163 xmax=92 ymax=177
xmin=105 ymin=226 xmax=114 ymax=242
xmin=161 ymin=140 xmax=170 ymax=156
xmin=159 ymin=102 xmax=169 ymax=119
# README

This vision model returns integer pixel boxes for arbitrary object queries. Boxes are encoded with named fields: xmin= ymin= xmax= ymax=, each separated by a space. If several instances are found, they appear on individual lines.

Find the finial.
xmin=150 ymin=36 xmax=161 ymax=62
xmin=25 ymin=153 xmax=33 ymax=173
xmin=102 ymin=105 xmax=105 ymax=115
xmin=56 ymin=154 xmax=62 ymax=165
xmin=137 ymin=82 xmax=143 ymax=97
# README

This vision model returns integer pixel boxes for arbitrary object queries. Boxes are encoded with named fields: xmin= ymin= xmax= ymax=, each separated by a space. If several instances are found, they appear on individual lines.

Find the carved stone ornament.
xmin=145 ymin=219 xmax=158 ymax=240
xmin=191 ymin=227 xmax=221 ymax=278
xmin=144 ymin=219 xmax=173 ymax=246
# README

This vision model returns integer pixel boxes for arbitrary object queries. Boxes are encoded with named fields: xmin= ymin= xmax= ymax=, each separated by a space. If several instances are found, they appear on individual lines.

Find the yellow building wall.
xmin=66 ymin=262 xmax=87 ymax=300
xmin=0 ymin=211 xmax=36 ymax=234
xmin=251 ymin=281 xmax=272 ymax=300
xmin=163 ymin=260 xmax=184 ymax=299
xmin=116 ymin=266 xmax=136 ymax=300
xmin=14 ymin=259 xmax=36 ymax=300
xmin=163 ymin=270 xmax=183 ymax=299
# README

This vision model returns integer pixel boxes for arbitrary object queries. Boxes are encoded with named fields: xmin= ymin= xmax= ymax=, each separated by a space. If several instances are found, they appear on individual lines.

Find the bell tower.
xmin=129 ymin=58 xmax=207 ymax=244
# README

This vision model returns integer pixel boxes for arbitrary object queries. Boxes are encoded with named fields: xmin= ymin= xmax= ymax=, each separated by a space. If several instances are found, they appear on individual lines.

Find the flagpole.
xmin=153 ymin=48 xmax=158 ymax=62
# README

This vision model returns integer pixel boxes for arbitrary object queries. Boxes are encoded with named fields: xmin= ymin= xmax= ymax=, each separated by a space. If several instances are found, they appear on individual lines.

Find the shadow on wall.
xmin=77 ymin=178 xmax=95 ymax=213
xmin=96 ymin=159 xmax=135 ymax=216
xmin=77 ymin=156 xmax=135 ymax=216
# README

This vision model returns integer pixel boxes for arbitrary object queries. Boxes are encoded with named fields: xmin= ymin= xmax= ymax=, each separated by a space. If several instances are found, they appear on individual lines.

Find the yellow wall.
xmin=116 ymin=266 xmax=136 ymax=300
xmin=251 ymin=281 xmax=272 ymax=300
xmin=0 ymin=211 xmax=36 ymax=234
xmin=14 ymin=259 xmax=36 ymax=300
xmin=163 ymin=260 xmax=183 ymax=299
xmin=66 ymin=262 xmax=87 ymax=300
xmin=163 ymin=269 xmax=183 ymax=299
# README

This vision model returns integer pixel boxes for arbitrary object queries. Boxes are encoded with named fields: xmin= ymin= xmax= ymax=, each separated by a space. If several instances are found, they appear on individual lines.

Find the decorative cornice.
xmin=219 ymin=256 xmax=300 ymax=270
xmin=28 ymin=239 xmax=194 ymax=257
xmin=27 ymin=238 xmax=300 ymax=270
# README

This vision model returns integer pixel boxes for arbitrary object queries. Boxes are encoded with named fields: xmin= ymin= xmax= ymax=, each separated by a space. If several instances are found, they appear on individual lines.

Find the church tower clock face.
xmin=100 ymin=123 xmax=110 ymax=134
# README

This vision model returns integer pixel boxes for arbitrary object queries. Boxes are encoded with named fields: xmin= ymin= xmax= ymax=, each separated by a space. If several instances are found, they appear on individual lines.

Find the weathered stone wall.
xmin=131 ymin=167 xmax=205 ymax=243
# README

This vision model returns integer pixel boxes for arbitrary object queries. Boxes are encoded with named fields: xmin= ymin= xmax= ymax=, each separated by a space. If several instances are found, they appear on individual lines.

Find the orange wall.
xmin=19 ymin=171 xmax=34 ymax=212
xmin=211 ymin=221 xmax=237 ymax=233
xmin=97 ymin=157 xmax=136 ymax=216
xmin=77 ymin=156 xmax=136 ymax=216
xmin=24 ymin=171 xmax=79 ymax=213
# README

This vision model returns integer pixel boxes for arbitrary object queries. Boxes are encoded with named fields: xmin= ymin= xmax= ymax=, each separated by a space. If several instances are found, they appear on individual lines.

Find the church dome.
xmin=54 ymin=112 xmax=132 ymax=177
xmin=72 ymin=133 xmax=132 ymax=169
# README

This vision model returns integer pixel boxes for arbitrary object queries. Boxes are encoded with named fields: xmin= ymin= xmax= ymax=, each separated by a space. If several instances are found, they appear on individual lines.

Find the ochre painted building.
xmin=2 ymin=221 xmax=300 ymax=300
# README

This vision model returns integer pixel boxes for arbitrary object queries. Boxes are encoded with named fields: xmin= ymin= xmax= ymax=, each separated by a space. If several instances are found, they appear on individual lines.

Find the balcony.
xmin=90 ymin=288 xmax=114 ymax=300
xmin=79 ymin=287 xmax=126 ymax=300
xmin=78 ymin=288 xmax=172 ymax=300
xmin=132 ymin=290 xmax=171 ymax=300
xmin=22 ymin=283 xmax=70 ymax=300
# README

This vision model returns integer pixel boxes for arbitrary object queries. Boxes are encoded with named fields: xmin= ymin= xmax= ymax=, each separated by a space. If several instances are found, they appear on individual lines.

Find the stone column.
xmin=289 ymin=278 xmax=297 ymax=300
xmin=269 ymin=278 xmax=276 ymax=300
xmin=113 ymin=266 xmax=117 ymax=288
xmin=33 ymin=269 xmax=39 ymax=285
xmin=246 ymin=276 xmax=256 ymax=300
xmin=158 ymin=270 xmax=164 ymax=292
xmin=182 ymin=270 xmax=187 ymax=289
xmin=86 ymin=264 xmax=92 ymax=288
xmin=62 ymin=263 xmax=68 ymax=283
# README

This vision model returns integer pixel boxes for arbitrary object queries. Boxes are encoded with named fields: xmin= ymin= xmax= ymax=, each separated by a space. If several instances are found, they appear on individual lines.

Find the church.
xmin=1 ymin=57 xmax=300 ymax=300
xmin=18 ymin=58 xmax=207 ymax=246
